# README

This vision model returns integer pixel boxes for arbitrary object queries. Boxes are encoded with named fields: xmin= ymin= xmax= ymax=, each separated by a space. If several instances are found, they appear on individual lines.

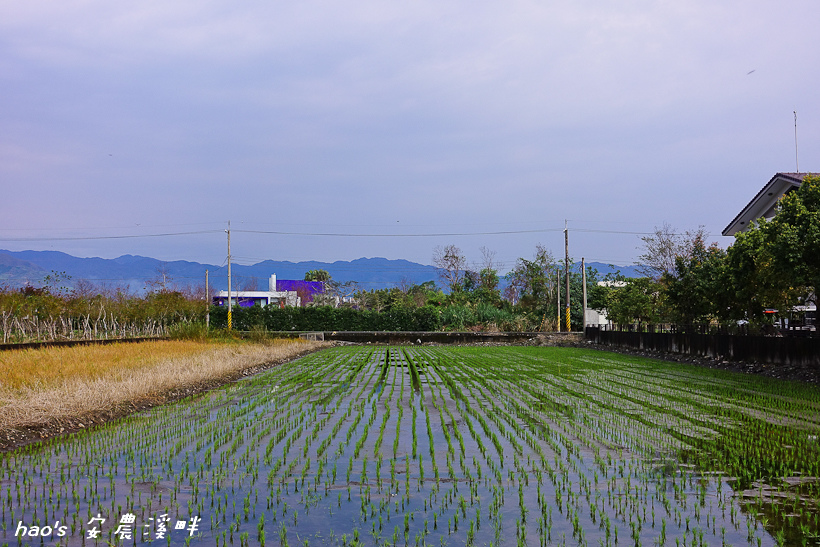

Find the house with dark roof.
xmin=722 ymin=172 xmax=815 ymax=236
xmin=722 ymin=172 xmax=817 ymax=329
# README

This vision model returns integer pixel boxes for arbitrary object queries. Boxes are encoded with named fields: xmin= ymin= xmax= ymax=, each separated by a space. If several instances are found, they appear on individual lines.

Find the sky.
xmin=1 ymin=0 xmax=819 ymax=275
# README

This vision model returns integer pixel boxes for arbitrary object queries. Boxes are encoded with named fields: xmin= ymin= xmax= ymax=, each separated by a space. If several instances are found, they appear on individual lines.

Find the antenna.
xmin=794 ymin=111 xmax=799 ymax=173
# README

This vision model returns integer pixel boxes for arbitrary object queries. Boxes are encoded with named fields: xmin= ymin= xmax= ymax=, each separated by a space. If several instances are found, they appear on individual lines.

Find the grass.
xmin=0 ymin=338 xmax=327 ymax=433
xmin=0 ymin=340 xmax=221 ymax=390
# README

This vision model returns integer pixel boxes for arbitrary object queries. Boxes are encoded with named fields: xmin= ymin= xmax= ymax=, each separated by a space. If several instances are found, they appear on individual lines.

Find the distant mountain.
xmin=582 ymin=262 xmax=643 ymax=279
xmin=0 ymin=250 xmax=645 ymax=293
xmin=0 ymin=253 xmax=45 ymax=286
xmin=1 ymin=250 xmax=217 ymax=292
xmin=0 ymin=250 xmax=441 ymax=292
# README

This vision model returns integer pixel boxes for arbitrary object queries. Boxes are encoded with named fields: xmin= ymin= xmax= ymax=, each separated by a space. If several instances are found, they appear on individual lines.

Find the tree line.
xmin=0 ymin=274 xmax=206 ymax=343
xmin=6 ymin=175 xmax=815 ymax=339
xmin=279 ymin=245 xmax=607 ymax=332
xmin=604 ymin=175 xmax=819 ymax=330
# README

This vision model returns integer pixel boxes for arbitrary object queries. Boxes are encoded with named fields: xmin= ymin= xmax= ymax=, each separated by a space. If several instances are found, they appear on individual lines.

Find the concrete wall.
xmin=585 ymin=326 xmax=820 ymax=367
xmin=322 ymin=331 xmax=583 ymax=345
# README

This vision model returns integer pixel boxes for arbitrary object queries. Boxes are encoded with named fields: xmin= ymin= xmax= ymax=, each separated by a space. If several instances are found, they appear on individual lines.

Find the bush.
xmin=208 ymin=305 xmax=444 ymax=332
xmin=440 ymin=305 xmax=473 ymax=330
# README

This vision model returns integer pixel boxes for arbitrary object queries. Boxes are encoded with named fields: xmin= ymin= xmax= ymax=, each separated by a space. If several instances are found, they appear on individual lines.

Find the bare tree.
xmin=479 ymin=246 xmax=498 ymax=272
xmin=433 ymin=245 xmax=466 ymax=292
xmin=240 ymin=276 xmax=259 ymax=291
xmin=503 ymin=284 xmax=519 ymax=305
xmin=72 ymin=279 xmax=98 ymax=299
xmin=187 ymin=281 xmax=213 ymax=302
xmin=636 ymin=224 xmax=709 ymax=279
xmin=146 ymin=263 xmax=174 ymax=293
xmin=476 ymin=246 xmax=501 ymax=293
xmin=41 ymin=270 xmax=72 ymax=297
xmin=328 ymin=279 xmax=359 ymax=301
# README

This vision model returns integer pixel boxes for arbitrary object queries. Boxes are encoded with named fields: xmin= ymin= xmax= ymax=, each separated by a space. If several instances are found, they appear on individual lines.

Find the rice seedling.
xmin=0 ymin=345 xmax=816 ymax=545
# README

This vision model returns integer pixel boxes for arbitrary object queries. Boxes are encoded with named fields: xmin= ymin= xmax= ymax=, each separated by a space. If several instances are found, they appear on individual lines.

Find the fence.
xmin=0 ymin=311 xmax=175 ymax=344
xmin=585 ymin=324 xmax=820 ymax=367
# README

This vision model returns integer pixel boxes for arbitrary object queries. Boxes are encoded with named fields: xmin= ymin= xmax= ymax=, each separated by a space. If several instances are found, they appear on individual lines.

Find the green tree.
xmin=766 ymin=174 xmax=820 ymax=302
xmin=354 ymin=281 xmax=444 ymax=312
xmin=716 ymin=174 xmax=820 ymax=324
xmin=304 ymin=269 xmax=331 ymax=282
xmin=720 ymin=227 xmax=788 ymax=323
xmin=505 ymin=245 xmax=557 ymax=314
xmin=663 ymin=236 xmax=727 ymax=324
xmin=474 ymin=267 xmax=502 ymax=306
xmin=605 ymin=278 xmax=665 ymax=326
xmin=453 ymin=267 xmax=502 ymax=308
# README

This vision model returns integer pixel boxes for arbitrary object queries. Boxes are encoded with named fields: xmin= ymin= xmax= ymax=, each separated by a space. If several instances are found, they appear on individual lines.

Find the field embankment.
xmin=0 ymin=338 xmax=328 ymax=450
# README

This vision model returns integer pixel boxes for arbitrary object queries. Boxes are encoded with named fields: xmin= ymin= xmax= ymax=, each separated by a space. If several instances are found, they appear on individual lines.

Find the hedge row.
xmin=209 ymin=305 xmax=443 ymax=332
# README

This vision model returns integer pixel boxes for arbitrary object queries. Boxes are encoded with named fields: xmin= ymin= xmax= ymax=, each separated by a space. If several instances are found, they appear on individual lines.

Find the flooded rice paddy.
xmin=2 ymin=346 xmax=820 ymax=546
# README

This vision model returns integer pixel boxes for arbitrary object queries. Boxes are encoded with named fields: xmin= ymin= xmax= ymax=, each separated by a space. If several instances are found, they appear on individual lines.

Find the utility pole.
xmin=556 ymin=268 xmax=561 ymax=332
xmin=205 ymin=269 xmax=210 ymax=330
xmin=226 ymin=221 xmax=232 ymax=330
xmin=581 ymin=257 xmax=587 ymax=330
xmin=564 ymin=220 xmax=570 ymax=332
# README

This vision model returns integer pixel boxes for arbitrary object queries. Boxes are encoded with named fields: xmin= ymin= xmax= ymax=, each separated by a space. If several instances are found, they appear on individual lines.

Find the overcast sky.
xmin=1 ymin=0 xmax=818 ymax=274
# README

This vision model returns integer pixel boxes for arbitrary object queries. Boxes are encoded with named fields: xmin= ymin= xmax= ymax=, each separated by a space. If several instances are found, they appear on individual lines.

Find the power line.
xmin=0 ymin=230 xmax=221 ymax=242
xmin=0 ymin=222 xmax=225 ymax=232
xmin=572 ymin=228 xmax=656 ymax=235
xmin=234 ymin=228 xmax=564 ymax=237
xmin=0 ymin=224 xmax=711 ymax=243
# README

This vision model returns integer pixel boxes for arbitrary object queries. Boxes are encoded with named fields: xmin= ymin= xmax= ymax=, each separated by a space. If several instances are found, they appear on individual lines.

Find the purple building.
xmin=213 ymin=275 xmax=324 ymax=308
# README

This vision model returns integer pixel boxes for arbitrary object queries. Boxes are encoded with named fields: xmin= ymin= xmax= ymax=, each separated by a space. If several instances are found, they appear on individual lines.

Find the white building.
xmin=213 ymin=274 xmax=301 ymax=308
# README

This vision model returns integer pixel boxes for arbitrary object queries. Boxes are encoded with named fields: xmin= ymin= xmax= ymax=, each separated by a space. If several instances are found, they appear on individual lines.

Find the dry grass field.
xmin=0 ymin=338 xmax=328 ymax=444
xmin=0 ymin=340 xmax=222 ymax=390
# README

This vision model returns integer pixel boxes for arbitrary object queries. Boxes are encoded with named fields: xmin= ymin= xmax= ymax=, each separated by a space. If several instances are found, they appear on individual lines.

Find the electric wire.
xmin=232 ymin=228 xmax=565 ymax=237
xmin=0 ymin=230 xmax=220 ymax=242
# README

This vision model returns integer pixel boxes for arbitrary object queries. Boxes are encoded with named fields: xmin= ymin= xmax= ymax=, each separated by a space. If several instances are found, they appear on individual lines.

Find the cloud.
xmin=1 ymin=0 xmax=819 ymax=267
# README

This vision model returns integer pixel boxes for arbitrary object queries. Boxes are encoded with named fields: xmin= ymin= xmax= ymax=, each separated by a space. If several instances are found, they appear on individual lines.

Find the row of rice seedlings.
xmin=4 ymin=344 xmax=817 ymax=546
xmin=532 ymin=348 xmax=816 ymax=537
xmin=563 ymin=352 xmax=820 ymax=542
xmin=0 ymin=346 xmax=668 ymax=547
xmin=1 ymin=347 xmax=348 ymax=544
xmin=442 ymin=346 xmax=780 ymax=547
xmin=457 ymin=357 xmax=570 ymax=543
xmin=412 ymin=349 xmax=547 ymax=542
